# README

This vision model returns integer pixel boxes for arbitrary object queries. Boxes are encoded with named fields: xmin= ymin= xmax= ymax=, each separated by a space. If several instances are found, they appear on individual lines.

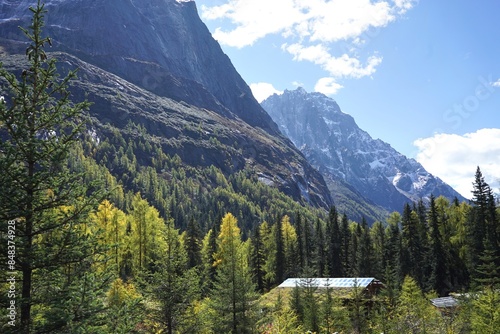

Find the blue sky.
xmin=194 ymin=0 xmax=500 ymax=198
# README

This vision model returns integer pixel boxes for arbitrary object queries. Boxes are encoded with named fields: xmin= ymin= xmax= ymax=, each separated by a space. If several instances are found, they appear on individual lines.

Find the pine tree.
xmin=314 ymin=218 xmax=326 ymax=277
xmin=210 ymin=213 xmax=257 ymax=334
xmin=250 ymin=224 xmax=266 ymax=292
xmin=357 ymin=217 xmax=373 ymax=276
xmin=0 ymin=2 xmax=106 ymax=332
xmin=474 ymin=238 xmax=500 ymax=288
xmin=326 ymin=205 xmax=342 ymax=277
xmin=295 ymin=211 xmax=305 ymax=269
xmin=340 ymin=213 xmax=351 ymax=275
xmin=428 ymin=195 xmax=448 ymax=295
xmin=370 ymin=220 xmax=386 ymax=278
xmin=348 ymin=222 xmax=361 ymax=277
xmin=273 ymin=215 xmax=286 ymax=284
xmin=150 ymin=218 xmax=199 ymax=334
xmin=384 ymin=212 xmax=403 ymax=304
xmin=401 ymin=203 xmax=426 ymax=288
xmin=469 ymin=167 xmax=499 ymax=283
xmin=185 ymin=217 xmax=202 ymax=269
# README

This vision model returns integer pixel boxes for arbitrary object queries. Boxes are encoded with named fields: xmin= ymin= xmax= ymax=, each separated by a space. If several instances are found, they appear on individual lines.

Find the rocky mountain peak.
xmin=262 ymin=87 xmax=465 ymax=215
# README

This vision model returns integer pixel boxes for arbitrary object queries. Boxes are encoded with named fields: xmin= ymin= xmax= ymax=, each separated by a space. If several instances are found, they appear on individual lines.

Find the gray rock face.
xmin=0 ymin=0 xmax=275 ymax=133
xmin=262 ymin=88 xmax=465 ymax=214
xmin=0 ymin=0 xmax=334 ymax=208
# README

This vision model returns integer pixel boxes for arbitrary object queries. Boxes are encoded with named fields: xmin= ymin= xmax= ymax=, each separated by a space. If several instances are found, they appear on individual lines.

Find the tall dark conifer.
xmin=401 ymin=203 xmax=425 ymax=288
xmin=295 ymin=211 xmax=305 ymax=270
xmin=340 ymin=213 xmax=351 ymax=275
xmin=0 ymin=2 xmax=106 ymax=332
xmin=469 ymin=167 xmax=499 ymax=281
xmin=185 ymin=217 xmax=202 ymax=269
xmin=326 ymin=206 xmax=342 ymax=277
xmin=314 ymin=218 xmax=326 ymax=277
xmin=250 ymin=224 xmax=265 ymax=292
xmin=384 ymin=212 xmax=403 ymax=300
xmin=358 ymin=217 xmax=373 ymax=276
xmin=428 ymin=195 xmax=448 ymax=295
xmin=274 ymin=215 xmax=285 ymax=283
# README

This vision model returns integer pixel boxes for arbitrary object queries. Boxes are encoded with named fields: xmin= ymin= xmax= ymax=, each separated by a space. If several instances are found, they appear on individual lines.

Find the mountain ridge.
xmin=262 ymin=87 xmax=466 ymax=216
xmin=0 ymin=0 xmax=333 ymax=209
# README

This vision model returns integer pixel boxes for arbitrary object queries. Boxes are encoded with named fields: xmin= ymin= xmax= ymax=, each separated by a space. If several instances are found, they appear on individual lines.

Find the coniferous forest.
xmin=1 ymin=2 xmax=499 ymax=333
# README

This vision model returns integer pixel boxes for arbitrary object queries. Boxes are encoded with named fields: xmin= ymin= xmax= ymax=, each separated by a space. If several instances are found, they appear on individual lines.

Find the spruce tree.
xmin=0 ymin=2 xmax=106 ymax=332
xmin=370 ymin=221 xmax=386 ymax=279
xmin=273 ymin=215 xmax=286 ymax=283
xmin=314 ymin=218 xmax=326 ymax=277
xmin=326 ymin=205 xmax=342 ymax=277
xmin=185 ymin=216 xmax=202 ymax=269
xmin=428 ymin=195 xmax=448 ymax=295
xmin=250 ymin=224 xmax=265 ymax=291
xmin=469 ymin=167 xmax=499 ymax=283
xmin=295 ymin=211 xmax=305 ymax=269
xmin=340 ymin=213 xmax=351 ymax=275
xmin=401 ymin=203 xmax=426 ymax=288
xmin=384 ymin=212 xmax=403 ymax=303
xmin=150 ymin=218 xmax=198 ymax=334
xmin=358 ymin=217 xmax=373 ymax=276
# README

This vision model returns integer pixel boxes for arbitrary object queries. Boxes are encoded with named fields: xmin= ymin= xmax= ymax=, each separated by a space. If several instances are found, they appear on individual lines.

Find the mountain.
xmin=0 ymin=0 xmax=333 ymax=209
xmin=262 ymin=88 xmax=466 ymax=217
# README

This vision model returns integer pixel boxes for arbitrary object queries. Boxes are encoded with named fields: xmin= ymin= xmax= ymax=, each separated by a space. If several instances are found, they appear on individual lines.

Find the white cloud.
xmin=315 ymin=77 xmax=344 ymax=95
xmin=202 ymin=0 xmax=415 ymax=46
xmin=250 ymin=82 xmax=283 ymax=102
xmin=413 ymin=128 xmax=500 ymax=199
xmin=201 ymin=0 xmax=416 ymax=87
xmin=492 ymin=79 xmax=500 ymax=87
xmin=201 ymin=0 xmax=306 ymax=48
xmin=284 ymin=43 xmax=383 ymax=78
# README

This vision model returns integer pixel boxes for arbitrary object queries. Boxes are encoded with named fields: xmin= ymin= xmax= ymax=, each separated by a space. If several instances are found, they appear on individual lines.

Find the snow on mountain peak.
xmin=262 ymin=87 xmax=466 ymax=214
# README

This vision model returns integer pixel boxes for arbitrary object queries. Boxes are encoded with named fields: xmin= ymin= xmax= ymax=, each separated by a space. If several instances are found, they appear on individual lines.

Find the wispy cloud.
xmin=413 ymin=128 xmax=500 ymax=198
xmin=201 ymin=0 xmax=416 ymax=94
xmin=492 ymin=78 xmax=500 ymax=87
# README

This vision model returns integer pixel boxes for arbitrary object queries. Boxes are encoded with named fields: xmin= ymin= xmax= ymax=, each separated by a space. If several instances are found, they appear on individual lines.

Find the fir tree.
xmin=428 ymin=194 xmax=448 ymax=295
xmin=326 ymin=205 xmax=342 ymax=277
xmin=185 ymin=217 xmax=202 ymax=269
xmin=358 ymin=217 xmax=373 ymax=276
xmin=314 ymin=218 xmax=326 ymax=277
xmin=273 ymin=215 xmax=286 ymax=283
xmin=0 ymin=2 xmax=106 ymax=332
xmin=401 ymin=203 xmax=426 ymax=288
xmin=340 ymin=213 xmax=351 ymax=275
xmin=250 ymin=224 xmax=266 ymax=292
xmin=469 ymin=167 xmax=499 ymax=283
xmin=295 ymin=211 xmax=305 ymax=269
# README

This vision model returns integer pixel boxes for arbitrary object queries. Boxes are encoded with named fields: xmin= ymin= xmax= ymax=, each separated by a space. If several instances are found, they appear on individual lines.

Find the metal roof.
xmin=430 ymin=296 xmax=459 ymax=308
xmin=278 ymin=277 xmax=378 ymax=289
